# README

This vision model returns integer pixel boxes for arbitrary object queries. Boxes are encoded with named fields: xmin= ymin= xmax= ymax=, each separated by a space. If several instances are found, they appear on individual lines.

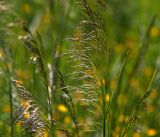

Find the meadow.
xmin=0 ymin=0 xmax=160 ymax=137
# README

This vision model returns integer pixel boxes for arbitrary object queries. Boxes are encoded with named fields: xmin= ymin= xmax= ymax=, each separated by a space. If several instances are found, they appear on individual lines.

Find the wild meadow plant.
xmin=0 ymin=0 xmax=160 ymax=137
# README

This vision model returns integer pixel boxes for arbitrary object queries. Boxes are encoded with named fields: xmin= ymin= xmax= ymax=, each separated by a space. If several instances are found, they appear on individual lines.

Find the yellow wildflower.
xmin=118 ymin=114 xmax=125 ymax=123
xmin=150 ymin=27 xmax=159 ymax=37
xmin=129 ymin=78 xmax=138 ymax=88
xmin=114 ymin=44 xmax=125 ymax=54
xmin=112 ymin=132 xmax=119 ymax=137
xmin=129 ymin=50 xmax=138 ymax=59
xmin=43 ymin=9 xmax=50 ymax=24
xmin=0 ymin=48 xmax=4 ymax=59
xmin=118 ymin=114 xmax=128 ymax=123
xmin=22 ymin=3 xmax=31 ymax=14
xmin=2 ymin=105 xmax=10 ymax=113
xmin=117 ymin=94 xmax=127 ymax=106
xmin=124 ymin=116 xmax=129 ymax=122
xmin=58 ymin=104 xmax=68 ymax=112
xmin=150 ymin=89 xmax=158 ymax=99
xmin=64 ymin=116 xmax=71 ymax=124
xmin=102 ymin=79 xmax=106 ymax=86
xmin=105 ymin=94 xmax=110 ymax=102
xmin=113 ymin=127 xmax=121 ymax=137
xmin=144 ymin=67 xmax=153 ymax=77
xmin=126 ymin=39 xmax=135 ymax=49
xmin=115 ymin=126 xmax=120 ymax=133
xmin=146 ymin=104 xmax=154 ymax=113
xmin=110 ymin=79 xmax=116 ymax=90
xmin=146 ymin=128 xmax=157 ymax=136
xmin=15 ymin=69 xmax=30 ymax=80
xmin=132 ymin=132 xmax=141 ymax=137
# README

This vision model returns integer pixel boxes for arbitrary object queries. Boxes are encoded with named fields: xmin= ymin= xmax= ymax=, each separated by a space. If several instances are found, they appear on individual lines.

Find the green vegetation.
xmin=0 ymin=0 xmax=160 ymax=137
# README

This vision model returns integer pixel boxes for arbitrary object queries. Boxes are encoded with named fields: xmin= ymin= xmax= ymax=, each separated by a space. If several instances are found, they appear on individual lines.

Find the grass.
xmin=0 ymin=0 xmax=160 ymax=137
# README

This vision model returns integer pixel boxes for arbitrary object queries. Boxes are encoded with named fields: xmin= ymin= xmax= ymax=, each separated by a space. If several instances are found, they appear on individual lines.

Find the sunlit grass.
xmin=0 ymin=0 xmax=160 ymax=137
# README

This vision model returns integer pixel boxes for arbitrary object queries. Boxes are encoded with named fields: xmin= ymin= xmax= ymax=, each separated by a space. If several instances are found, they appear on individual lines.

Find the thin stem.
xmin=41 ymin=58 xmax=54 ymax=137
xmin=103 ymin=117 xmax=106 ymax=137
xmin=22 ymin=29 xmax=54 ymax=136
xmin=119 ymin=69 xmax=158 ymax=137
xmin=9 ymin=79 xmax=14 ymax=137
xmin=101 ymin=86 xmax=106 ymax=137
xmin=124 ymin=15 xmax=157 ymax=93
xmin=59 ymin=71 xmax=79 ymax=137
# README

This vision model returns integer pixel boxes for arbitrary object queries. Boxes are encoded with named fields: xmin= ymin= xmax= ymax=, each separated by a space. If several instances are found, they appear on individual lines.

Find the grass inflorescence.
xmin=0 ymin=0 xmax=160 ymax=137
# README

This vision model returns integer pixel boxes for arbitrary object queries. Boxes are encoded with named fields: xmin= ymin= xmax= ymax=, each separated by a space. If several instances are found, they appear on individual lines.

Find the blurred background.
xmin=0 ymin=0 xmax=160 ymax=136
